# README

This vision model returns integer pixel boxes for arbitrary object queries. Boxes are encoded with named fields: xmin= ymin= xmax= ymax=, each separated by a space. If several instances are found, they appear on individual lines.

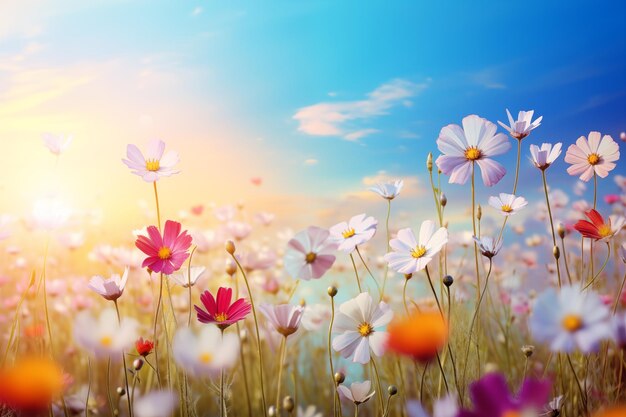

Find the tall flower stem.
xmin=275 ymin=336 xmax=287 ymax=413
xmin=613 ymin=271 xmax=626 ymax=315
xmin=560 ymin=235 xmax=574 ymax=285
xmin=512 ymin=139 xmax=522 ymax=194
xmin=328 ymin=294 xmax=342 ymax=417
xmin=541 ymin=169 xmax=562 ymax=287
xmin=236 ymin=321 xmax=252 ymax=417
xmin=424 ymin=266 xmax=443 ymax=318
xmin=582 ymin=242 xmax=611 ymax=290
xmin=230 ymin=253 xmax=269 ymax=417
xmin=402 ymin=278 xmax=410 ymax=315
xmin=380 ymin=199 xmax=392 ymax=301
xmin=471 ymin=164 xmax=481 ymax=303
xmin=153 ymin=181 xmax=162 ymax=230
xmin=355 ymin=247 xmax=382 ymax=298
xmin=152 ymin=273 xmax=164 ymax=387
xmin=114 ymin=301 xmax=133 ymax=417
xmin=106 ymin=357 xmax=115 ymax=417
xmin=566 ymin=353 xmax=588 ymax=413
xmin=370 ymin=356 xmax=384 ymax=414
xmin=186 ymin=247 xmax=197 ymax=327
xmin=349 ymin=254 xmax=362 ymax=293
xmin=219 ymin=328 xmax=227 ymax=417
xmin=85 ymin=358 xmax=92 ymax=417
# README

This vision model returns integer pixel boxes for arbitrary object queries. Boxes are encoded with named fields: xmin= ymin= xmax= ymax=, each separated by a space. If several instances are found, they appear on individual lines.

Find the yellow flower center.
xmin=199 ymin=352 xmax=213 ymax=364
xmin=158 ymin=247 xmax=171 ymax=260
xmin=562 ymin=314 xmax=583 ymax=332
xmin=100 ymin=336 xmax=113 ymax=347
xmin=411 ymin=245 xmax=427 ymax=258
xmin=587 ymin=153 xmax=600 ymax=165
xmin=358 ymin=322 xmax=374 ymax=337
xmin=146 ymin=159 xmax=160 ymax=171
xmin=501 ymin=204 xmax=513 ymax=213
xmin=215 ymin=312 xmax=228 ymax=322
xmin=464 ymin=147 xmax=482 ymax=161
xmin=342 ymin=228 xmax=356 ymax=239
xmin=598 ymin=224 xmax=612 ymax=238
xmin=305 ymin=252 xmax=317 ymax=263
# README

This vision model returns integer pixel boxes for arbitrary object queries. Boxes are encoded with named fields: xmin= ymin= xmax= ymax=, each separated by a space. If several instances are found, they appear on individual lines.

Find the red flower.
xmin=135 ymin=220 xmax=192 ymax=274
xmin=573 ymin=209 xmax=622 ymax=241
xmin=194 ymin=287 xmax=251 ymax=330
xmin=135 ymin=337 xmax=154 ymax=357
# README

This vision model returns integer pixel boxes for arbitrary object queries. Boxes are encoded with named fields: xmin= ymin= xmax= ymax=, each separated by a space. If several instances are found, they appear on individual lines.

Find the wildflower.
xmin=122 ymin=139 xmax=180 ymax=182
xmin=135 ymin=337 xmax=154 ymax=357
xmin=225 ymin=221 xmax=252 ymax=241
xmin=135 ymin=220 xmax=192 ymax=275
xmin=406 ymin=396 xmax=458 ymax=417
xmin=384 ymin=221 xmax=448 ymax=274
xmin=134 ymin=390 xmax=177 ymax=417
xmin=369 ymin=180 xmax=404 ymax=200
xmin=170 ymin=266 xmax=206 ymax=288
xmin=459 ymin=373 xmax=551 ymax=417
xmin=498 ymin=109 xmax=542 ymax=140
xmin=332 ymin=292 xmax=393 ymax=364
xmin=337 ymin=380 xmax=375 ymax=405
xmin=593 ymin=406 xmax=626 ymax=417
xmin=436 ymin=115 xmax=510 ymax=186
xmin=0 ymin=357 xmax=64 ymax=413
xmin=386 ymin=312 xmax=447 ymax=362
xmin=73 ymin=308 xmax=138 ymax=358
xmin=297 ymin=405 xmax=323 ymax=417
xmin=529 ymin=286 xmax=611 ymax=353
xmin=329 ymin=213 xmax=378 ymax=253
xmin=473 ymin=236 xmax=502 ymax=258
xmin=255 ymin=211 xmax=275 ymax=226
xmin=605 ymin=194 xmax=621 ymax=205
xmin=284 ymin=226 xmax=336 ymax=280
xmin=42 ymin=133 xmax=72 ymax=155
xmin=488 ymin=193 xmax=528 ymax=216
xmin=172 ymin=325 xmax=239 ymax=376
xmin=574 ymin=209 xmax=625 ymax=242
xmin=87 ymin=267 xmax=129 ymax=301
xmin=529 ymin=142 xmax=562 ymax=170
xmin=195 ymin=287 xmax=251 ymax=330
xmin=259 ymin=303 xmax=304 ymax=337
xmin=301 ymin=303 xmax=332 ymax=331
xmin=565 ymin=132 xmax=620 ymax=181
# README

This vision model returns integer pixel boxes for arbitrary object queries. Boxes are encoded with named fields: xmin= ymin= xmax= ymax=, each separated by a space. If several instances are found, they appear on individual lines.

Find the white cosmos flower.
xmin=488 ymin=193 xmax=528 ymax=216
xmin=134 ymin=390 xmax=177 ymax=417
xmin=473 ymin=236 xmax=502 ymax=259
xmin=530 ymin=286 xmax=611 ymax=353
xmin=329 ymin=214 xmax=378 ymax=253
xmin=497 ymin=109 xmax=542 ymax=140
xmin=301 ymin=303 xmax=331 ymax=331
xmin=172 ymin=325 xmax=239 ymax=376
xmin=122 ymin=139 xmax=180 ymax=182
xmin=297 ymin=405 xmax=323 ymax=417
xmin=369 ymin=180 xmax=404 ymax=200
xmin=88 ymin=267 xmax=129 ymax=301
xmin=332 ymin=292 xmax=393 ymax=364
xmin=384 ymin=221 xmax=448 ymax=274
xmin=73 ymin=308 xmax=138 ymax=358
xmin=169 ymin=266 xmax=206 ymax=288
xmin=42 ymin=133 xmax=72 ymax=155
xmin=529 ymin=142 xmax=562 ymax=170
xmin=337 ymin=380 xmax=375 ymax=405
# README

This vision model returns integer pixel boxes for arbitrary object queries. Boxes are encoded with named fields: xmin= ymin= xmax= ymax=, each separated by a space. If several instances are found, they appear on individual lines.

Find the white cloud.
xmin=304 ymin=158 xmax=318 ymax=166
xmin=293 ymin=78 xmax=428 ymax=140
xmin=192 ymin=7 xmax=203 ymax=16
xmin=468 ymin=67 xmax=506 ymax=89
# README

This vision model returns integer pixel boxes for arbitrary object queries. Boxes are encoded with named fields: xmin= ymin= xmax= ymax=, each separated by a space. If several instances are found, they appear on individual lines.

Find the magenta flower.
xmin=194 ymin=287 xmax=251 ymax=330
xmin=436 ymin=115 xmax=510 ymax=186
xmin=564 ymin=132 xmax=620 ymax=181
xmin=135 ymin=220 xmax=192 ymax=274
xmin=284 ymin=226 xmax=337 ymax=280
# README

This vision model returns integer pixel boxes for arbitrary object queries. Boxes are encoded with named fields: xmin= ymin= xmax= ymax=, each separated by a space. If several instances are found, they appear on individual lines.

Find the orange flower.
xmin=593 ymin=406 xmax=626 ymax=417
xmin=0 ymin=357 xmax=64 ymax=412
xmin=386 ymin=311 xmax=447 ymax=362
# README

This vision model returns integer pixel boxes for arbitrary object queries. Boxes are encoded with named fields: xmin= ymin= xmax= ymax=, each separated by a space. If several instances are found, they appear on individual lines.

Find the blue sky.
xmin=1 ymin=0 xmax=625 ymax=231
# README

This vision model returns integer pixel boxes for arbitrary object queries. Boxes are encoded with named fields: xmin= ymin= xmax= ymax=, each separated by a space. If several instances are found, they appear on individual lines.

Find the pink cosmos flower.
xmin=42 ymin=133 xmax=72 ymax=155
xmin=436 ymin=115 xmax=510 ymax=186
xmin=122 ymin=139 xmax=180 ymax=182
xmin=259 ymin=303 xmax=305 ymax=337
xmin=88 ymin=267 xmax=129 ymax=301
xmin=284 ymin=226 xmax=337 ymax=280
xmin=194 ymin=287 xmax=251 ymax=330
xmin=564 ymin=132 xmax=620 ymax=181
xmin=605 ymin=194 xmax=621 ymax=205
xmin=135 ymin=220 xmax=192 ymax=274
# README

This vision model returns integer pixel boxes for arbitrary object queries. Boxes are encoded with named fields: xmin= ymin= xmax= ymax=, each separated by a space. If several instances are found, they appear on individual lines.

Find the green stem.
xmin=355 ymin=247 xmax=382 ymax=298
xmin=541 ymin=169 xmax=562 ymax=288
xmin=349 ymin=253 xmax=362 ymax=293
xmin=581 ymin=242 xmax=611 ymax=290
xmin=512 ymin=139 xmax=521 ymax=194
xmin=275 ymin=336 xmax=287 ymax=412
xmin=114 ymin=301 xmax=133 ymax=417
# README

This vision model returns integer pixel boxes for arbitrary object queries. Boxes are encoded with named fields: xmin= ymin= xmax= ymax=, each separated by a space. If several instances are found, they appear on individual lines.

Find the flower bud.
xmin=225 ymin=240 xmax=236 ymax=255
xmin=553 ymin=245 xmax=560 ymax=259
xmin=282 ymin=396 xmax=295 ymax=412
xmin=443 ymin=275 xmax=454 ymax=287
xmin=387 ymin=385 xmax=398 ymax=396
xmin=404 ymin=273 xmax=412 ymax=281
xmin=116 ymin=387 xmax=126 ymax=397
xmin=440 ymin=193 xmax=447 ymax=207
xmin=427 ymin=153 xmax=433 ymax=172
xmin=557 ymin=223 xmax=565 ymax=239
xmin=133 ymin=358 xmax=144 ymax=371
xmin=226 ymin=260 xmax=237 ymax=276
xmin=477 ymin=205 xmax=482 ymax=221
xmin=334 ymin=372 xmax=345 ymax=385
xmin=328 ymin=286 xmax=338 ymax=297
xmin=268 ymin=406 xmax=277 ymax=417
xmin=521 ymin=345 xmax=535 ymax=358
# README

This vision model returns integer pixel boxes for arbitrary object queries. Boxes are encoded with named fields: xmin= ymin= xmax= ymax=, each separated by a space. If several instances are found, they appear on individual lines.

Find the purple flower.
xmin=284 ymin=226 xmax=337 ymax=280
xmin=458 ymin=373 xmax=551 ymax=417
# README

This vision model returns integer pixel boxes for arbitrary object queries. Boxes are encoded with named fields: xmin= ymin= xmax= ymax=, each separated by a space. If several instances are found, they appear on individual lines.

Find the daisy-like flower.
xmin=529 ymin=286 xmax=611 ymax=353
xmin=329 ymin=214 xmax=378 ymax=253
xmin=497 ymin=109 xmax=542 ymax=140
xmin=407 ymin=396 xmax=458 ymax=417
xmin=565 ymin=132 xmax=620 ymax=181
xmin=170 ymin=266 xmax=206 ymax=288
xmin=135 ymin=220 xmax=192 ymax=275
xmin=87 ymin=267 xmax=129 ymax=301
xmin=284 ymin=226 xmax=337 ymax=280
xmin=529 ymin=142 xmax=562 ymax=170
xmin=73 ymin=309 xmax=138 ymax=358
xmin=337 ymin=380 xmax=375 ymax=405
xmin=436 ymin=115 xmax=510 ymax=187
xmin=332 ymin=292 xmax=393 ymax=364
xmin=172 ymin=325 xmax=239 ymax=376
xmin=42 ymin=133 xmax=72 ymax=155
xmin=122 ymin=139 xmax=180 ymax=182
xmin=369 ymin=180 xmax=404 ymax=200
xmin=488 ymin=193 xmax=528 ymax=216
xmin=573 ymin=209 xmax=625 ymax=242
xmin=259 ymin=303 xmax=305 ymax=337
xmin=134 ymin=390 xmax=177 ymax=417
xmin=194 ymin=287 xmax=251 ymax=330
xmin=473 ymin=236 xmax=502 ymax=259
xmin=384 ymin=221 xmax=448 ymax=274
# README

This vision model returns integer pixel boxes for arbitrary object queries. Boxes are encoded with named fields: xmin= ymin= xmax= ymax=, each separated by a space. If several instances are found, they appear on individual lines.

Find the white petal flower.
xmin=498 ymin=109 xmax=542 ymax=140
xmin=88 ymin=267 xmax=129 ymax=301
xmin=134 ymin=390 xmax=177 ymax=417
xmin=73 ymin=308 xmax=138 ymax=358
xmin=369 ymin=180 xmax=404 ymax=200
xmin=122 ymin=139 xmax=180 ymax=182
xmin=329 ymin=213 xmax=378 ymax=253
xmin=172 ymin=325 xmax=240 ymax=376
xmin=169 ymin=266 xmax=206 ymax=288
xmin=488 ymin=193 xmax=528 ymax=216
xmin=384 ymin=221 xmax=448 ymax=274
xmin=337 ymin=380 xmax=375 ymax=404
xmin=529 ymin=142 xmax=562 ymax=170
